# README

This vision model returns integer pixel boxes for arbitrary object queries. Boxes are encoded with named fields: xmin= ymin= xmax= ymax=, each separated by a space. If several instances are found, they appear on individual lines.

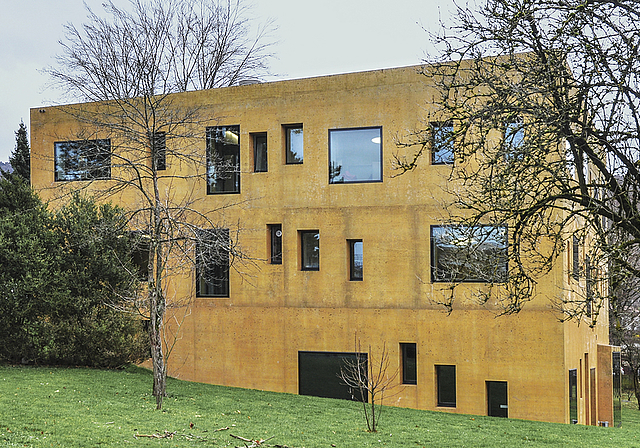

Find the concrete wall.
xmin=30 ymin=64 xmax=609 ymax=424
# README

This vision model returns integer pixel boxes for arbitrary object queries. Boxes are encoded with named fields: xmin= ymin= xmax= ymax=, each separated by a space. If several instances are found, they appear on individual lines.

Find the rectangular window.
xmin=431 ymin=122 xmax=454 ymax=165
xmin=151 ymin=132 xmax=166 ymax=171
xmin=401 ymin=343 xmax=417 ymax=385
xmin=349 ymin=239 xmax=363 ymax=281
xmin=487 ymin=381 xmax=508 ymax=418
xmin=436 ymin=365 xmax=456 ymax=407
xmin=253 ymin=132 xmax=268 ymax=172
xmin=285 ymin=124 xmax=303 ymax=164
xmin=130 ymin=231 xmax=150 ymax=281
xmin=269 ymin=224 xmax=282 ymax=265
xmin=569 ymin=369 xmax=578 ymax=424
xmin=299 ymin=351 xmax=367 ymax=401
xmin=504 ymin=117 xmax=524 ymax=150
xmin=431 ymin=225 xmax=508 ymax=283
xmin=329 ymin=127 xmax=382 ymax=183
xmin=572 ymin=235 xmax=580 ymax=280
xmin=54 ymin=139 xmax=111 ymax=181
xmin=585 ymin=255 xmax=592 ymax=316
xmin=206 ymin=126 xmax=240 ymax=194
xmin=300 ymin=230 xmax=319 ymax=271
xmin=195 ymin=228 xmax=230 ymax=297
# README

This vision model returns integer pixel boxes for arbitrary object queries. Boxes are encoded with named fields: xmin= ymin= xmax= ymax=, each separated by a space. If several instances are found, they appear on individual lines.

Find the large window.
xmin=268 ymin=224 xmax=282 ymax=265
xmin=329 ymin=127 xmax=382 ymax=183
xmin=54 ymin=139 xmax=111 ymax=181
xmin=349 ymin=239 xmax=363 ymax=281
xmin=206 ymin=126 xmax=240 ymax=194
xmin=300 ymin=230 xmax=319 ymax=271
xmin=431 ymin=122 xmax=454 ymax=165
xmin=401 ymin=343 xmax=417 ymax=385
xmin=285 ymin=124 xmax=303 ymax=164
xmin=253 ymin=132 xmax=267 ymax=172
xmin=195 ymin=228 xmax=230 ymax=297
xmin=436 ymin=365 xmax=456 ymax=407
xmin=431 ymin=225 xmax=508 ymax=283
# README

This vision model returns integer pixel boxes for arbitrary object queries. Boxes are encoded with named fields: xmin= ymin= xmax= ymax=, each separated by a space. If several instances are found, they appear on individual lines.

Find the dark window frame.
xmin=300 ymin=230 xmax=319 ymax=271
xmin=206 ymin=125 xmax=240 ymax=194
xmin=401 ymin=343 xmax=417 ymax=385
xmin=195 ymin=228 xmax=230 ymax=298
xmin=431 ymin=121 xmax=454 ymax=165
xmin=328 ymin=126 xmax=383 ymax=184
xmin=431 ymin=225 xmax=508 ymax=283
xmin=349 ymin=239 xmax=363 ymax=281
xmin=572 ymin=235 xmax=581 ymax=280
xmin=285 ymin=124 xmax=304 ymax=164
xmin=54 ymin=139 xmax=111 ymax=182
xmin=269 ymin=224 xmax=282 ymax=265
xmin=252 ymin=132 xmax=268 ymax=173
xmin=436 ymin=364 xmax=456 ymax=407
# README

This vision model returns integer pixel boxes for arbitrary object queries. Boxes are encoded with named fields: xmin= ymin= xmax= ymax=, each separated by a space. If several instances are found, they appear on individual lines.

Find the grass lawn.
xmin=0 ymin=365 xmax=638 ymax=447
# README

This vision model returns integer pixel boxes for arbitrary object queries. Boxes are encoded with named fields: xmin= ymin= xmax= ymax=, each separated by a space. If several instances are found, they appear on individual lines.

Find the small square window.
xmin=269 ymin=224 xmax=282 ymax=265
xmin=253 ymin=132 xmax=268 ymax=172
xmin=436 ymin=364 xmax=456 ymax=407
xmin=431 ymin=122 xmax=454 ymax=165
xmin=349 ymin=239 xmax=363 ymax=281
xmin=285 ymin=125 xmax=303 ymax=164
xmin=300 ymin=230 xmax=319 ymax=271
xmin=401 ymin=343 xmax=417 ymax=385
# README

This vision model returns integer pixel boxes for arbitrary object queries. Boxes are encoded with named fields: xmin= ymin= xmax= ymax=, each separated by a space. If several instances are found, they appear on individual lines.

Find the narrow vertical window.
xmin=436 ymin=365 xmax=456 ymax=407
xmin=300 ymin=230 xmax=319 ymax=271
xmin=585 ymin=255 xmax=592 ymax=316
xmin=195 ymin=228 xmax=230 ymax=297
xmin=269 ymin=224 xmax=282 ymax=265
xmin=253 ymin=132 xmax=268 ymax=172
xmin=401 ymin=343 xmax=417 ymax=385
xmin=432 ymin=122 xmax=454 ymax=165
xmin=285 ymin=124 xmax=303 ymax=164
xmin=206 ymin=125 xmax=240 ymax=194
xmin=504 ymin=117 xmax=524 ymax=151
xmin=349 ymin=239 xmax=363 ymax=281
xmin=151 ymin=131 xmax=166 ymax=171
xmin=572 ymin=235 xmax=580 ymax=280
xmin=569 ymin=369 xmax=578 ymax=424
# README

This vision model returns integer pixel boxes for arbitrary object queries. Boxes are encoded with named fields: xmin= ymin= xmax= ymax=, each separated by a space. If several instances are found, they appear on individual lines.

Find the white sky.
xmin=0 ymin=0 xmax=453 ymax=162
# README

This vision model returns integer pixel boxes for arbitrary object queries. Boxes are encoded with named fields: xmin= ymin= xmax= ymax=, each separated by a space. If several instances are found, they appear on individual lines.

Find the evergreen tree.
xmin=9 ymin=121 xmax=30 ymax=182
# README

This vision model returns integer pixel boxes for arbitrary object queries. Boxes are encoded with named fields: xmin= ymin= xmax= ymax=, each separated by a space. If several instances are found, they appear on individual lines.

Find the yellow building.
xmin=30 ymin=64 xmax=620 ymax=425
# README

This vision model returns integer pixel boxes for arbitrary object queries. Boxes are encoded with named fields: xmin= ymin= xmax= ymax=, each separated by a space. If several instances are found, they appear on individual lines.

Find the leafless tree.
xmin=393 ymin=0 xmax=640 ymax=322
xmin=339 ymin=341 xmax=399 ymax=432
xmin=43 ymin=0 xmax=274 ymax=409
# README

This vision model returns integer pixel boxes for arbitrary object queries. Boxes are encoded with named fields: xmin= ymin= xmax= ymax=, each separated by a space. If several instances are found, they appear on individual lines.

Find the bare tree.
xmin=44 ymin=0 xmax=274 ymax=409
xmin=393 ymin=0 xmax=640 ymax=321
xmin=339 ymin=341 xmax=399 ymax=432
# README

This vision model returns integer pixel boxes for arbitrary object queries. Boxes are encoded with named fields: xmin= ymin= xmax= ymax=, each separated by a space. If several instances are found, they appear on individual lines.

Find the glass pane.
xmin=431 ymin=225 xmax=508 ymax=283
xmin=350 ymin=240 xmax=363 ymax=280
xmin=207 ymin=126 xmax=240 ymax=194
xmin=432 ymin=122 xmax=454 ymax=164
xmin=329 ymin=127 xmax=382 ymax=183
xmin=270 ymin=224 xmax=282 ymax=265
xmin=254 ymin=133 xmax=267 ymax=172
xmin=286 ymin=126 xmax=303 ymax=164
xmin=437 ymin=365 xmax=456 ymax=406
xmin=402 ymin=343 xmax=417 ymax=384
xmin=298 ymin=351 xmax=367 ymax=401
xmin=301 ymin=231 xmax=319 ymax=270
xmin=152 ymin=132 xmax=166 ymax=171
xmin=569 ymin=369 xmax=578 ymax=424
xmin=505 ymin=120 xmax=524 ymax=149
xmin=196 ymin=229 xmax=230 ymax=297
xmin=54 ymin=139 xmax=111 ymax=181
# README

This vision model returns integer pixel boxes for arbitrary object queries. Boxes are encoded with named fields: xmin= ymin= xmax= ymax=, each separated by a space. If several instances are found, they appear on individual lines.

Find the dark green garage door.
xmin=298 ymin=351 xmax=367 ymax=401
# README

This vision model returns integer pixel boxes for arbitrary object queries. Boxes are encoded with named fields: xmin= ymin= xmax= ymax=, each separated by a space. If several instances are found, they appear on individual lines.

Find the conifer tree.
xmin=9 ymin=121 xmax=30 ymax=182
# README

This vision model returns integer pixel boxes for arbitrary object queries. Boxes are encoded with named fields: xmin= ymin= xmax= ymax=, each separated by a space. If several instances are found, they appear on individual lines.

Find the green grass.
xmin=0 ymin=365 xmax=638 ymax=447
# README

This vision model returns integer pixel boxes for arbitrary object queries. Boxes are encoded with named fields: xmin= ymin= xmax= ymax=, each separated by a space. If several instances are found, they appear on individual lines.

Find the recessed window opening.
xmin=349 ymin=239 xmax=363 ymax=281
xmin=253 ymin=132 xmax=268 ymax=172
xmin=329 ymin=127 xmax=382 ymax=183
xmin=300 ymin=230 xmax=319 ymax=271
xmin=54 ymin=139 xmax=111 ymax=181
xmin=285 ymin=124 xmax=303 ymax=164
xmin=206 ymin=126 xmax=240 ymax=194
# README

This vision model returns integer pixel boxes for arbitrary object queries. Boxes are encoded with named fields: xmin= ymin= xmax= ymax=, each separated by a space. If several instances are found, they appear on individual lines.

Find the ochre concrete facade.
xmin=30 ymin=64 xmax=614 ymax=424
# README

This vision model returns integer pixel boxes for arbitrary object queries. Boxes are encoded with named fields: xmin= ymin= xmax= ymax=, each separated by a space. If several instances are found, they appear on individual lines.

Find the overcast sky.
xmin=0 ymin=0 xmax=453 ymax=162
